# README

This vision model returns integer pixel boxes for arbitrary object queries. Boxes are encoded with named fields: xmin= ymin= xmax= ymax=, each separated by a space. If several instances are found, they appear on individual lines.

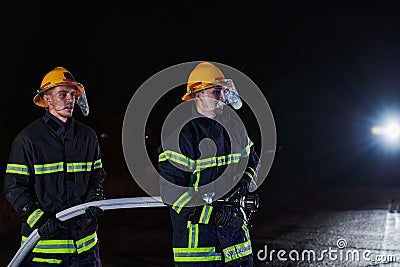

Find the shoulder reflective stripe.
xmin=172 ymin=191 xmax=192 ymax=214
xmin=158 ymin=150 xmax=196 ymax=170
xmin=223 ymin=240 xmax=252 ymax=263
xmin=94 ymin=159 xmax=102 ymax=169
xmin=32 ymin=257 xmax=62 ymax=264
xmin=188 ymin=224 xmax=199 ymax=248
xmin=27 ymin=209 xmax=44 ymax=228
xmin=199 ymin=205 xmax=213 ymax=224
xmin=67 ymin=162 xmax=93 ymax=172
xmin=173 ymin=247 xmax=221 ymax=262
xmin=34 ymin=162 xmax=64 ymax=174
xmin=6 ymin=164 xmax=30 ymax=175
xmin=76 ymin=232 xmax=98 ymax=254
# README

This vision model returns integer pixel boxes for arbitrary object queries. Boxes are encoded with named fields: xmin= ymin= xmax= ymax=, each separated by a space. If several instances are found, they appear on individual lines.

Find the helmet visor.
xmin=214 ymin=78 xmax=242 ymax=110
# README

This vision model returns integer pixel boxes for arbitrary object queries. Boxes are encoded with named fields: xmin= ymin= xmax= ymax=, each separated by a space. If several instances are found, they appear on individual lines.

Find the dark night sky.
xmin=2 ymin=1 xmax=400 ymax=192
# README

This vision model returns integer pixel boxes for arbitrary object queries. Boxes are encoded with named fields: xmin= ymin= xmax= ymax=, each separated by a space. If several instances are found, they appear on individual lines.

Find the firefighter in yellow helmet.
xmin=159 ymin=62 xmax=259 ymax=266
xmin=4 ymin=66 xmax=106 ymax=266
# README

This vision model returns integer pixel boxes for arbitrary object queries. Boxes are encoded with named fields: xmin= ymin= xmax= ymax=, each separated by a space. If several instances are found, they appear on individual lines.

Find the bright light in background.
xmin=371 ymin=123 xmax=400 ymax=138
xmin=371 ymin=116 xmax=400 ymax=146
xmin=386 ymin=123 xmax=400 ymax=138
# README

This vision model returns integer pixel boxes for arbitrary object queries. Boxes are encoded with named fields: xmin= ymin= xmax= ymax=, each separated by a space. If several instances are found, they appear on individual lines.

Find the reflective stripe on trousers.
xmin=173 ymin=220 xmax=253 ymax=264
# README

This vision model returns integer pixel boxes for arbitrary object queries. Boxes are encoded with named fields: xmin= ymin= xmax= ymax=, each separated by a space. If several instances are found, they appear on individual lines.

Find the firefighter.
xmin=4 ymin=66 xmax=106 ymax=266
xmin=158 ymin=62 xmax=260 ymax=266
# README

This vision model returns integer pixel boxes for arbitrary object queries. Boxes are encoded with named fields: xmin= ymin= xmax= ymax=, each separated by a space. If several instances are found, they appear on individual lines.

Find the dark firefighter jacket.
xmin=158 ymin=106 xmax=259 ymax=265
xmin=4 ymin=111 xmax=106 ymax=259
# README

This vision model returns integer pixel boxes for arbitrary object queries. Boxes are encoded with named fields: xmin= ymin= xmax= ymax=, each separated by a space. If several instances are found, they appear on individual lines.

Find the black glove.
xmin=38 ymin=217 xmax=66 ymax=239
xmin=85 ymin=187 xmax=105 ymax=202
xmin=236 ymin=179 xmax=250 ymax=196
xmin=212 ymin=205 xmax=237 ymax=227
xmin=85 ymin=206 xmax=104 ymax=219
xmin=20 ymin=203 xmax=55 ymax=232
xmin=85 ymin=187 xmax=105 ymax=219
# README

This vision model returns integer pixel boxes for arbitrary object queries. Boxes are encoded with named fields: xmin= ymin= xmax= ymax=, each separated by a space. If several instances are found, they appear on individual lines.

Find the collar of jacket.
xmin=43 ymin=111 xmax=74 ymax=138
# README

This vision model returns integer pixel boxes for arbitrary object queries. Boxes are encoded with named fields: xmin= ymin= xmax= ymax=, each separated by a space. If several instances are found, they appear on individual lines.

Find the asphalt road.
xmin=2 ymin=185 xmax=400 ymax=267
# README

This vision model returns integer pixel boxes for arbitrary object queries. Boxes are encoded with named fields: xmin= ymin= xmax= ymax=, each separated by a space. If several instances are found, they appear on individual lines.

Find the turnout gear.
xmin=4 ymin=111 xmax=106 ymax=265
xmin=159 ymin=107 xmax=259 ymax=266
xmin=160 ymin=61 xmax=258 ymax=266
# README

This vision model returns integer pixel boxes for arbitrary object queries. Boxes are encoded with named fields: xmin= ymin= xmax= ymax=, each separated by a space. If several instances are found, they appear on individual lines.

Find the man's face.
xmin=195 ymin=87 xmax=226 ymax=117
xmin=44 ymin=85 xmax=76 ymax=122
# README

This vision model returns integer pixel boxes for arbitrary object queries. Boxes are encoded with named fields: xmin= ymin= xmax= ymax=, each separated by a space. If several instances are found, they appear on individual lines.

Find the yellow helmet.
xmin=182 ymin=62 xmax=225 ymax=101
xmin=33 ymin=66 xmax=85 ymax=107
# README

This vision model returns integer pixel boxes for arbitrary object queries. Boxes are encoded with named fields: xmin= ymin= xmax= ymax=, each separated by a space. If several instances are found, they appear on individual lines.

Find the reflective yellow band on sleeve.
xmin=240 ymin=138 xmax=254 ymax=157
xmin=27 ymin=209 xmax=44 ymax=228
xmin=158 ymin=150 xmax=195 ymax=170
xmin=247 ymin=166 xmax=255 ymax=175
xmin=6 ymin=163 xmax=30 ymax=175
xmin=76 ymin=232 xmax=98 ymax=254
xmin=93 ymin=159 xmax=102 ymax=170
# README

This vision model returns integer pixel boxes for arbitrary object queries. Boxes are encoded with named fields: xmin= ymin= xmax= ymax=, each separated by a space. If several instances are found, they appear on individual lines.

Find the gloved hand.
xmin=85 ymin=187 xmax=105 ymax=219
xmin=212 ymin=205 xmax=237 ymax=227
xmin=38 ymin=217 xmax=66 ymax=239
xmin=236 ymin=179 xmax=250 ymax=196
xmin=85 ymin=206 xmax=104 ymax=219
xmin=85 ymin=187 xmax=105 ymax=202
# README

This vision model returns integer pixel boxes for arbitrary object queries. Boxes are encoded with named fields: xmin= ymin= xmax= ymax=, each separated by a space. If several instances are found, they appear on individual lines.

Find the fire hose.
xmin=7 ymin=196 xmax=166 ymax=267
xmin=8 ymin=192 xmax=259 ymax=266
